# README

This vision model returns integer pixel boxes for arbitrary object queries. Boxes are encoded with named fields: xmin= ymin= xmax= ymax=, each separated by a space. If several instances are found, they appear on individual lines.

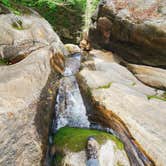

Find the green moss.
xmin=147 ymin=95 xmax=166 ymax=102
xmin=131 ymin=82 xmax=136 ymax=86
xmin=96 ymin=82 xmax=112 ymax=89
xmin=54 ymin=127 xmax=124 ymax=153
xmin=117 ymin=161 xmax=124 ymax=166
xmin=0 ymin=59 xmax=9 ymax=65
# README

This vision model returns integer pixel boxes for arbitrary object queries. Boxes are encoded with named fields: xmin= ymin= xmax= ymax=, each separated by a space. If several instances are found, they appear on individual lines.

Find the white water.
xmin=52 ymin=53 xmax=90 ymax=133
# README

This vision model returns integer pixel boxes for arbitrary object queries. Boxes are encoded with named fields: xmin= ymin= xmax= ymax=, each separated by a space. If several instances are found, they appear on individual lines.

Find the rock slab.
xmin=78 ymin=49 xmax=166 ymax=166
xmin=89 ymin=0 xmax=166 ymax=67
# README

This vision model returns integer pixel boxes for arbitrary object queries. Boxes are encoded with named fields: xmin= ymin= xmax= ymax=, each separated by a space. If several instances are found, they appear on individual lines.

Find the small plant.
xmin=96 ymin=82 xmax=112 ymax=89
xmin=12 ymin=19 xmax=24 ymax=30
xmin=147 ymin=95 xmax=166 ymax=102
xmin=0 ymin=59 xmax=9 ymax=65
xmin=131 ymin=82 xmax=136 ymax=86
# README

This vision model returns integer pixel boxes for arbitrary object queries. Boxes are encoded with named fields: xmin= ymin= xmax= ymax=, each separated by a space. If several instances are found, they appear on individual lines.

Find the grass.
xmin=147 ymin=94 xmax=166 ymax=102
xmin=54 ymin=127 xmax=124 ymax=153
xmin=96 ymin=82 xmax=112 ymax=89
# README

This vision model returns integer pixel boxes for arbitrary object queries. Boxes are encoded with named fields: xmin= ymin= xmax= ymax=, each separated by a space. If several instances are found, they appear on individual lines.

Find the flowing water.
xmin=52 ymin=53 xmax=90 ymax=133
xmin=47 ymin=52 xmax=128 ymax=166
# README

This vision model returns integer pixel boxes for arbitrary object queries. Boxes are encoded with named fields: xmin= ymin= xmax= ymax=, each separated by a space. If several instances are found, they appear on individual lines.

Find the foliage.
xmin=1 ymin=0 xmax=10 ymax=7
xmin=1 ymin=0 xmax=99 ymax=43
xmin=91 ymin=0 xmax=99 ymax=12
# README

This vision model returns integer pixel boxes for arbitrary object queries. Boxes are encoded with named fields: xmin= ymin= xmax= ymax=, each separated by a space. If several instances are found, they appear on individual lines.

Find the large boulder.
xmin=89 ymin=0 xmax=166 ymax=68
xmin=0 ymin=11 xmax=67 ymax=165
xmin=78 ymin=49 xmax=166 ymax=166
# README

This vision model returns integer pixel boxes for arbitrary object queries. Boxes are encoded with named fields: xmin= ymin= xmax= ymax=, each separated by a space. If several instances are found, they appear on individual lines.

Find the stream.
xmin=52 ymin=53 xmax=90 ymax=133
xmin=52 ymin=52 xmax=117 ymax=133
xmin=46 ymin=52 xmax=120 ymax=165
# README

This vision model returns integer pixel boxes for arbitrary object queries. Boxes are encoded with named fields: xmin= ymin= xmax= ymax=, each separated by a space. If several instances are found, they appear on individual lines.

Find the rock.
xmin=0 ymin=13 xmax=67 ymax=63
xmin=80 ymin=39 xmax=91 ymax=51
xmin=89 ymin=49 xmax=122 ymax=63
xmin=53 ymin=127 xmax=130 ymax=166
xmin=65 ymin=44 xmax=81 ymax=55
xmin=89 ymin=0 xmax=166 ymax=67
xmin=78 ymin=49 xmax=166 ymax=166
xmin=127 ymin=63 xmax=166 ymax=90
xmin=0 ymin=12 xmax=67 ymax=165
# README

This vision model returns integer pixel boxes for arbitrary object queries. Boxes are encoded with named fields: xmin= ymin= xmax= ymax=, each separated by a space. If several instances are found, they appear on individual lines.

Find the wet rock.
xmin=0 ymin=12 xmax=67 ymax=165
xmin=53 ymin=127 xmax=130 ymax=166
xmin=78 ymin=49 xmax=166 ymax=166
xmin=89 ymin=0 xmax=166 ymax=67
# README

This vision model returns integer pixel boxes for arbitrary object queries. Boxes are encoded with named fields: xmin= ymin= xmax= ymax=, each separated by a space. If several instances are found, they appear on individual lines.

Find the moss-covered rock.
xmin=53 ymin=127 xmax=130 ymax=166
xmin=54 ymin=127 xmax=124 ymax=152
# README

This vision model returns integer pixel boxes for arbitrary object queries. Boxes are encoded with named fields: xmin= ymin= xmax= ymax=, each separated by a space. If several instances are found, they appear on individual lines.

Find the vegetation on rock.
xmin=147 ymin=93 xmax=166 ymax=102
xmin=96 ymin=82 xmax=113 ymax=89
xmin=1 ymin=0 xmax=98 ymax=43
xmin=0 ymin=59 xmax=9 ymax=65
xmin=54 ymin=127 xmax=124 ymax=152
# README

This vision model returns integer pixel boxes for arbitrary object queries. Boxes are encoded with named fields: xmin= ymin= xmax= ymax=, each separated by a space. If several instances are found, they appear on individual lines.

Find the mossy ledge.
xmin=54 ymin=127 xmax=124 ymax=153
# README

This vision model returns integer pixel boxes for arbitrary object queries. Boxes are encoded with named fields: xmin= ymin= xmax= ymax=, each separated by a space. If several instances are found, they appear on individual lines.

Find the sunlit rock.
xmin=0 ymin=11 xmax=67 ymax=165
xmin=127 ymin=63 xmax=166 ymax=90
xmin=78 ymin=49 xmax=166 ymax=166
xmin=89 ymin=0 xmax=166 ymax=67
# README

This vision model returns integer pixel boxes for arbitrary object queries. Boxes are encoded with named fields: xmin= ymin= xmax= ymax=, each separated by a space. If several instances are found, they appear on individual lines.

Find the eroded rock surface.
xmin=89 ymin=0 xmax=166 ymax=67
xmin=0 ymin=12 xmax=67 ymax=165
xmin=78 ymin=49 xmax=166 ymax=166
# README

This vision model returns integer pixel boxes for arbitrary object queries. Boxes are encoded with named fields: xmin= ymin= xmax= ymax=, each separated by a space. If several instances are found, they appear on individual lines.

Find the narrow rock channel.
xmin=46 ymin=50 xmax=131 ymax=166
